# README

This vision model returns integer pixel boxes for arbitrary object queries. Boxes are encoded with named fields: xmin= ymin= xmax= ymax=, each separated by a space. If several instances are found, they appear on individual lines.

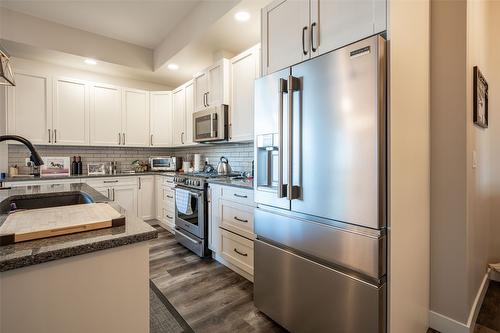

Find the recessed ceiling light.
xmin=84 ymin=58 xmax=97 ymax=65
xmin=234 ymin=11 xmax=250 ymax=22
xmin=168 ymin=63 xmax=179 ymax=70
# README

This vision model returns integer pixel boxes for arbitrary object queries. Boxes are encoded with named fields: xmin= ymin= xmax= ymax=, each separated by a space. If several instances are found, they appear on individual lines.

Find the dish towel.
xmin=176 ymin=189 xmax=193 ymax=215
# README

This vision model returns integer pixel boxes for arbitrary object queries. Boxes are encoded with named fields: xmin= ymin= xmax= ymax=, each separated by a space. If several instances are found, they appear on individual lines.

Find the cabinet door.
xmin=184 ymin=80 xmax=195 ymax=145
xmin=262 ymin=0 xmax=310 ymax=74
xmin=150 ymin=91 xmax=172 ymax=147
xmin=193 ymin=71 xmax=208 ymax=111
xmin=230 ymin=46 xmax=260 ymax=142
xmin=113 ymin=184 xmax=138 ymax=216
xmin=207 ymin=59 xmax=230 ymax=107
xmin=90 ymin=83 xmax=122 ymax=146
xmin=310 ymin=0 xmax=384 ymax=57
xmin=172 ymin=87 xmax=186 ymax=146
xmin=208 ymin=185 xmax=222 ymax=252
xmin=122 ymin=89 xmax=150 ymax=147
xmin=155 ymin=177 xmax=163 ymax=220
xmin=138 ymin=176 xmax=155 ymax=220
xmin=53 ymin=77 xmax=89 ymax=145
xmin=6 ymin=71 xmax=52 ymax=144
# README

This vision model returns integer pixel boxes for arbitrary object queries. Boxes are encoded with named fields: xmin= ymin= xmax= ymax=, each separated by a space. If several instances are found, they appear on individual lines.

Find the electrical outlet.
xmin=25 ymin=158 xmax=33 ymax=167
xmin=472 ymin=150 xmax=478 ymax=169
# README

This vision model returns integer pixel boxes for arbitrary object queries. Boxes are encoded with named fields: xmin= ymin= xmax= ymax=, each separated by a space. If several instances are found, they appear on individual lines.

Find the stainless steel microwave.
xmin=149 ymin=156 xmax=181 ymax=171
xmin=193 ymin=105 xmax=228 ymax=143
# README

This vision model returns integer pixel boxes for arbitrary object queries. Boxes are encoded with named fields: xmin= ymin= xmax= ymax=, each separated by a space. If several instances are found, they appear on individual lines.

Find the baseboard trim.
xmin=429 ymin=270 xmax=490 ymax=333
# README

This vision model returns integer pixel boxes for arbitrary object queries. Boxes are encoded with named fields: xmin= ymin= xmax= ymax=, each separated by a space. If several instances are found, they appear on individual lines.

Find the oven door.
xmin=174 ymin=185 xmax=205 ymax=238
xmin=193 ymin=105 xmax=227 ymax=142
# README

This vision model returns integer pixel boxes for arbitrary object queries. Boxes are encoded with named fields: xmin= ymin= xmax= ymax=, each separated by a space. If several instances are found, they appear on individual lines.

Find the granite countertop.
xmin=0 ymin=183 xmax=158 ymax=272
xmin=1 ymin=171 xmax=177 ymax=183
xmin=207 ymin=178 xmax=254 ymax=190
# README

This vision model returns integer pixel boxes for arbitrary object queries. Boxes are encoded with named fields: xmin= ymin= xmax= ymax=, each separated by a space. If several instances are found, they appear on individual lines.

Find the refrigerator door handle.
xmin=278 ymin=78 xmax=288 ymax=198
xmin=287 ymin=75 xmax=300 ymax=200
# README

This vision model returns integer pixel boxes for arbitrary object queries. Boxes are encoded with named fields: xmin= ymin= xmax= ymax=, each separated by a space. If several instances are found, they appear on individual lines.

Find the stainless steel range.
xmin=173 ymin=174 xmax=210 ymax=257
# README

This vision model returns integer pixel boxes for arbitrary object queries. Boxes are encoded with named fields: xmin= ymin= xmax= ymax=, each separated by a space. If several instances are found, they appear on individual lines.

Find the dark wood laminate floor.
xmin=149 ymin=224 xmax=287 ymax=333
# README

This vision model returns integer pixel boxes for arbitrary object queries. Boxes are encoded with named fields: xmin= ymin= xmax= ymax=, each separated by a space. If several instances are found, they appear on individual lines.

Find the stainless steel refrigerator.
xmin=253 ymin=35 xmax=387 ymax=333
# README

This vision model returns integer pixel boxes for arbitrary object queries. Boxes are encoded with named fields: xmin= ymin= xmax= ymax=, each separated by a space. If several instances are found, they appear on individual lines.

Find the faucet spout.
xmin=0 ymin=135 xmax=44 ymax=166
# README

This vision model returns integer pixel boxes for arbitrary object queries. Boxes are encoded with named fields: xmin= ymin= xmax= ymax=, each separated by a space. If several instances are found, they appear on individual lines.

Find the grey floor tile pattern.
xmin=148 ymin=223 xmax=287 ymax=333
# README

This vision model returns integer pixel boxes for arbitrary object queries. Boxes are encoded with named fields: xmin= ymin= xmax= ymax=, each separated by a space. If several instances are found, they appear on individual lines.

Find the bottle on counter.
xmin=71 ymin=156 xmax=78 ymax=175
xmin=77 ymin=156 xmax=83 ymax=175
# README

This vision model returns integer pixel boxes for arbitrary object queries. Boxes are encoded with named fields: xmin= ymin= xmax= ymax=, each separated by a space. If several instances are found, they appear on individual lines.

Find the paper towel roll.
xmin=194 ymin=154 xmax=202 ymax=172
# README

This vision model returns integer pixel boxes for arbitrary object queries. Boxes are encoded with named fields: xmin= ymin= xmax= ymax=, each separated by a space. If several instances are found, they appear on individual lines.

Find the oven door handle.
xmin=175 ymin=228 xmax=201 ymax=244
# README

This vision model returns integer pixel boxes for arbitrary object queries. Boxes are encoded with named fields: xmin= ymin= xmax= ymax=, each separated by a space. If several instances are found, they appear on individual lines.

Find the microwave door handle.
xmin=278 ymin=78 xmax=287 ymax=198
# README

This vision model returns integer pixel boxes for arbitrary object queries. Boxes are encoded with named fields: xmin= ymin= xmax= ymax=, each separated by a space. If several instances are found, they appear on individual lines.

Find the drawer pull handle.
xmin=234 ymin=216 xmax=248 ymax=223
xmin=104 ymin=180 xmax=119 ymax=183
xmin=233 ymin=194 xmax=248 ymax=198
xmin=166 ymin=195 xmax=173 ymax=199
xmin=234 ymin=248 xmax=248 ymax=257
xmin=166 ymin=214 xmax=173 ymax=219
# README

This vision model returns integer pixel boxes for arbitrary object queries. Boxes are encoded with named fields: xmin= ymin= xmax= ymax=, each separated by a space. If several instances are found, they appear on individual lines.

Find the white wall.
xmin=429 ymin=0 xmax=500 ymax=330
xmin=388 ymin=0 xmax=430 ymax=332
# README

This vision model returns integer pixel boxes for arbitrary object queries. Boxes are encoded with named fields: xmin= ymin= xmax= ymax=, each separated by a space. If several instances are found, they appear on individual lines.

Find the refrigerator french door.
xmin=254 ymin=35 xmax=387 ymax=333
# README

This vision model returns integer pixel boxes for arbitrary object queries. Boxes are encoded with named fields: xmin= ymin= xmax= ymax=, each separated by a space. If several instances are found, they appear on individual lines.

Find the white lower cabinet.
xmin=155 ymin=175 xmax=175 ymax=231
xmin=209 ymin=184 xmax=255 ymax=280
xmin=85 ymin=177 xmax=138 ymax=216
xmin=138 ymin=175 xmax=155 ymax=220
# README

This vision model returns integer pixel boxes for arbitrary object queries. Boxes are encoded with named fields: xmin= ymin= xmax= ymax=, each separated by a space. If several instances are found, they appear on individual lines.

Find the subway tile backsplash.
xmin=7 ymin=142 xmax=254 ymax=175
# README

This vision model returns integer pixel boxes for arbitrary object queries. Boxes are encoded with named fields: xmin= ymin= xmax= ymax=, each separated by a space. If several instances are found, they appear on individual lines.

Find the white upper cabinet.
xmin=150 ymin=91 xmax=172 ymax=147
xmin=6 ymin=71 xmax=52 ymax=145
xmin=262 ymin=0 xmax=387 ymax=74
xmin=194 ymin=59 xmax=230 ymax=112
xmin=122 ymin=88 xmax=150 ymax=147
xmin=230 ymin=45 xmax=260 ymax=142
xmin=262 ymin=0 xmax=310 ymax=75
xmin=90 ymin=83 xmax=122 ymax=146
xmin=193 ymin=71 xmax=208 ymax=111
xmin=184 ymin=80 xmax=196 ymax=146
xmin=310 ymin=0 xmax=386 ymax=57
xmin=172 ymin=85 xmax=186 ymax=146
xmin=53 ymin=77 xmax=89 ymax=146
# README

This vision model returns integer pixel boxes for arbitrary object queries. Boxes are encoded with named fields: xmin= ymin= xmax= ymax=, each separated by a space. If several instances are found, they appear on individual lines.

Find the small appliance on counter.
xmin=149 ymin=156 xmax=181 ymax=171
xmin=216 ymin=156 xmax=232 ymax=175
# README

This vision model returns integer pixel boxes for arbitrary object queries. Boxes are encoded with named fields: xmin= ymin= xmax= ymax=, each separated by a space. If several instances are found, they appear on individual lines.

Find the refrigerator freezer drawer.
xmin=254 ymin=239 xmax=386 ymax=333
xmin=255 ymin=207 xmax=386 ymax=279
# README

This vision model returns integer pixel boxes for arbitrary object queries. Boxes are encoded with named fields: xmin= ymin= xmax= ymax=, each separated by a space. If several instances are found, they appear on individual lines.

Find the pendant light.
xmin=0 ymin=47 xmax=15 ymax=86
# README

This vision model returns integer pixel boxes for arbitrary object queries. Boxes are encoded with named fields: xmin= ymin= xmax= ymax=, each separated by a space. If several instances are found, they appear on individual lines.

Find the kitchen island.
xmin=0 ymin=183 xmax=158 ymax=333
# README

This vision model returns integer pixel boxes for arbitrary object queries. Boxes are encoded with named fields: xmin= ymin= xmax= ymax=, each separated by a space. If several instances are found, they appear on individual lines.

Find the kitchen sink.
xmin=0 ymin=191 xmax=94 ymax=214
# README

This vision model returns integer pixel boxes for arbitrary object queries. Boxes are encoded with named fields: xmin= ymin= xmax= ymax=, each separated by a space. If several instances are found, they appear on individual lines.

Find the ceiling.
xmin=0 ymin=0 xmax=201 ymax=49
xmin=0 ymin=0 xmax=268 ymax=87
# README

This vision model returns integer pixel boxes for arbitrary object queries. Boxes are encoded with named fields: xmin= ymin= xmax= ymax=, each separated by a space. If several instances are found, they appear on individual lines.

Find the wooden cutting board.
xmin=0 ymin=203 xmax=125 ymax=245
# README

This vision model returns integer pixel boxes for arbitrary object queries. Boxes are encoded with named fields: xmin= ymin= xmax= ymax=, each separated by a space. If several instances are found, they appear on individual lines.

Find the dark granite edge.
xmin=0 ymin=228 xmax=158 ymax=272
xmin=1 ymin=171 xmax=176 ymax=183
xmin=206 ymin=179 xmax=254 ymax=190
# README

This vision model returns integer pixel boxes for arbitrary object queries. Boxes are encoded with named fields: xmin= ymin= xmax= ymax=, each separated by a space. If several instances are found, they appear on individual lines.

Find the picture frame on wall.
xmin=40 ymin=157 xmax=71 ymax=177
xmin=87 ymin=163 xmax=106 ymax=176
xmin=473 ymin=66 xmax=488 ymax=128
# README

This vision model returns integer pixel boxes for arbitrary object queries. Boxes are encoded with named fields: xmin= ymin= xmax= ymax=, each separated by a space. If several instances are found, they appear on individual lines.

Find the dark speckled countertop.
xmin=207 ymin=178 xmax=254 ymax=190
xmin=1 ymin=171 xmax=176 ymax=183
xmin=0 ymin=183 xmax=157 ymax=272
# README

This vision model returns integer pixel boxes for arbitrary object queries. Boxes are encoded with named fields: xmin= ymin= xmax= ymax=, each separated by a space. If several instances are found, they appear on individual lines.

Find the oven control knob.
xmin=195 ymin=180 xmax=200 ymax=186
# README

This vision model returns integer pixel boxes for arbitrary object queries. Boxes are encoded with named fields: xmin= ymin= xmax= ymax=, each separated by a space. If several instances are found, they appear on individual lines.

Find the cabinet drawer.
xmin=162 ymin=176 xmax=175 ymax=188
xmin=220 ymin=199 xmax=254 ymax=239
xmin=221 ymin=186 xmax=254 ymax=205
xmin=162 ymin=188 xmax=175 ymax=202
xmin=220 ymin=229 xmax=254 ymax=275
xmin=85 ymin=176 xmax=137 ymax=188
xmin=162 ymin=207 xmax=175 ymax=225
